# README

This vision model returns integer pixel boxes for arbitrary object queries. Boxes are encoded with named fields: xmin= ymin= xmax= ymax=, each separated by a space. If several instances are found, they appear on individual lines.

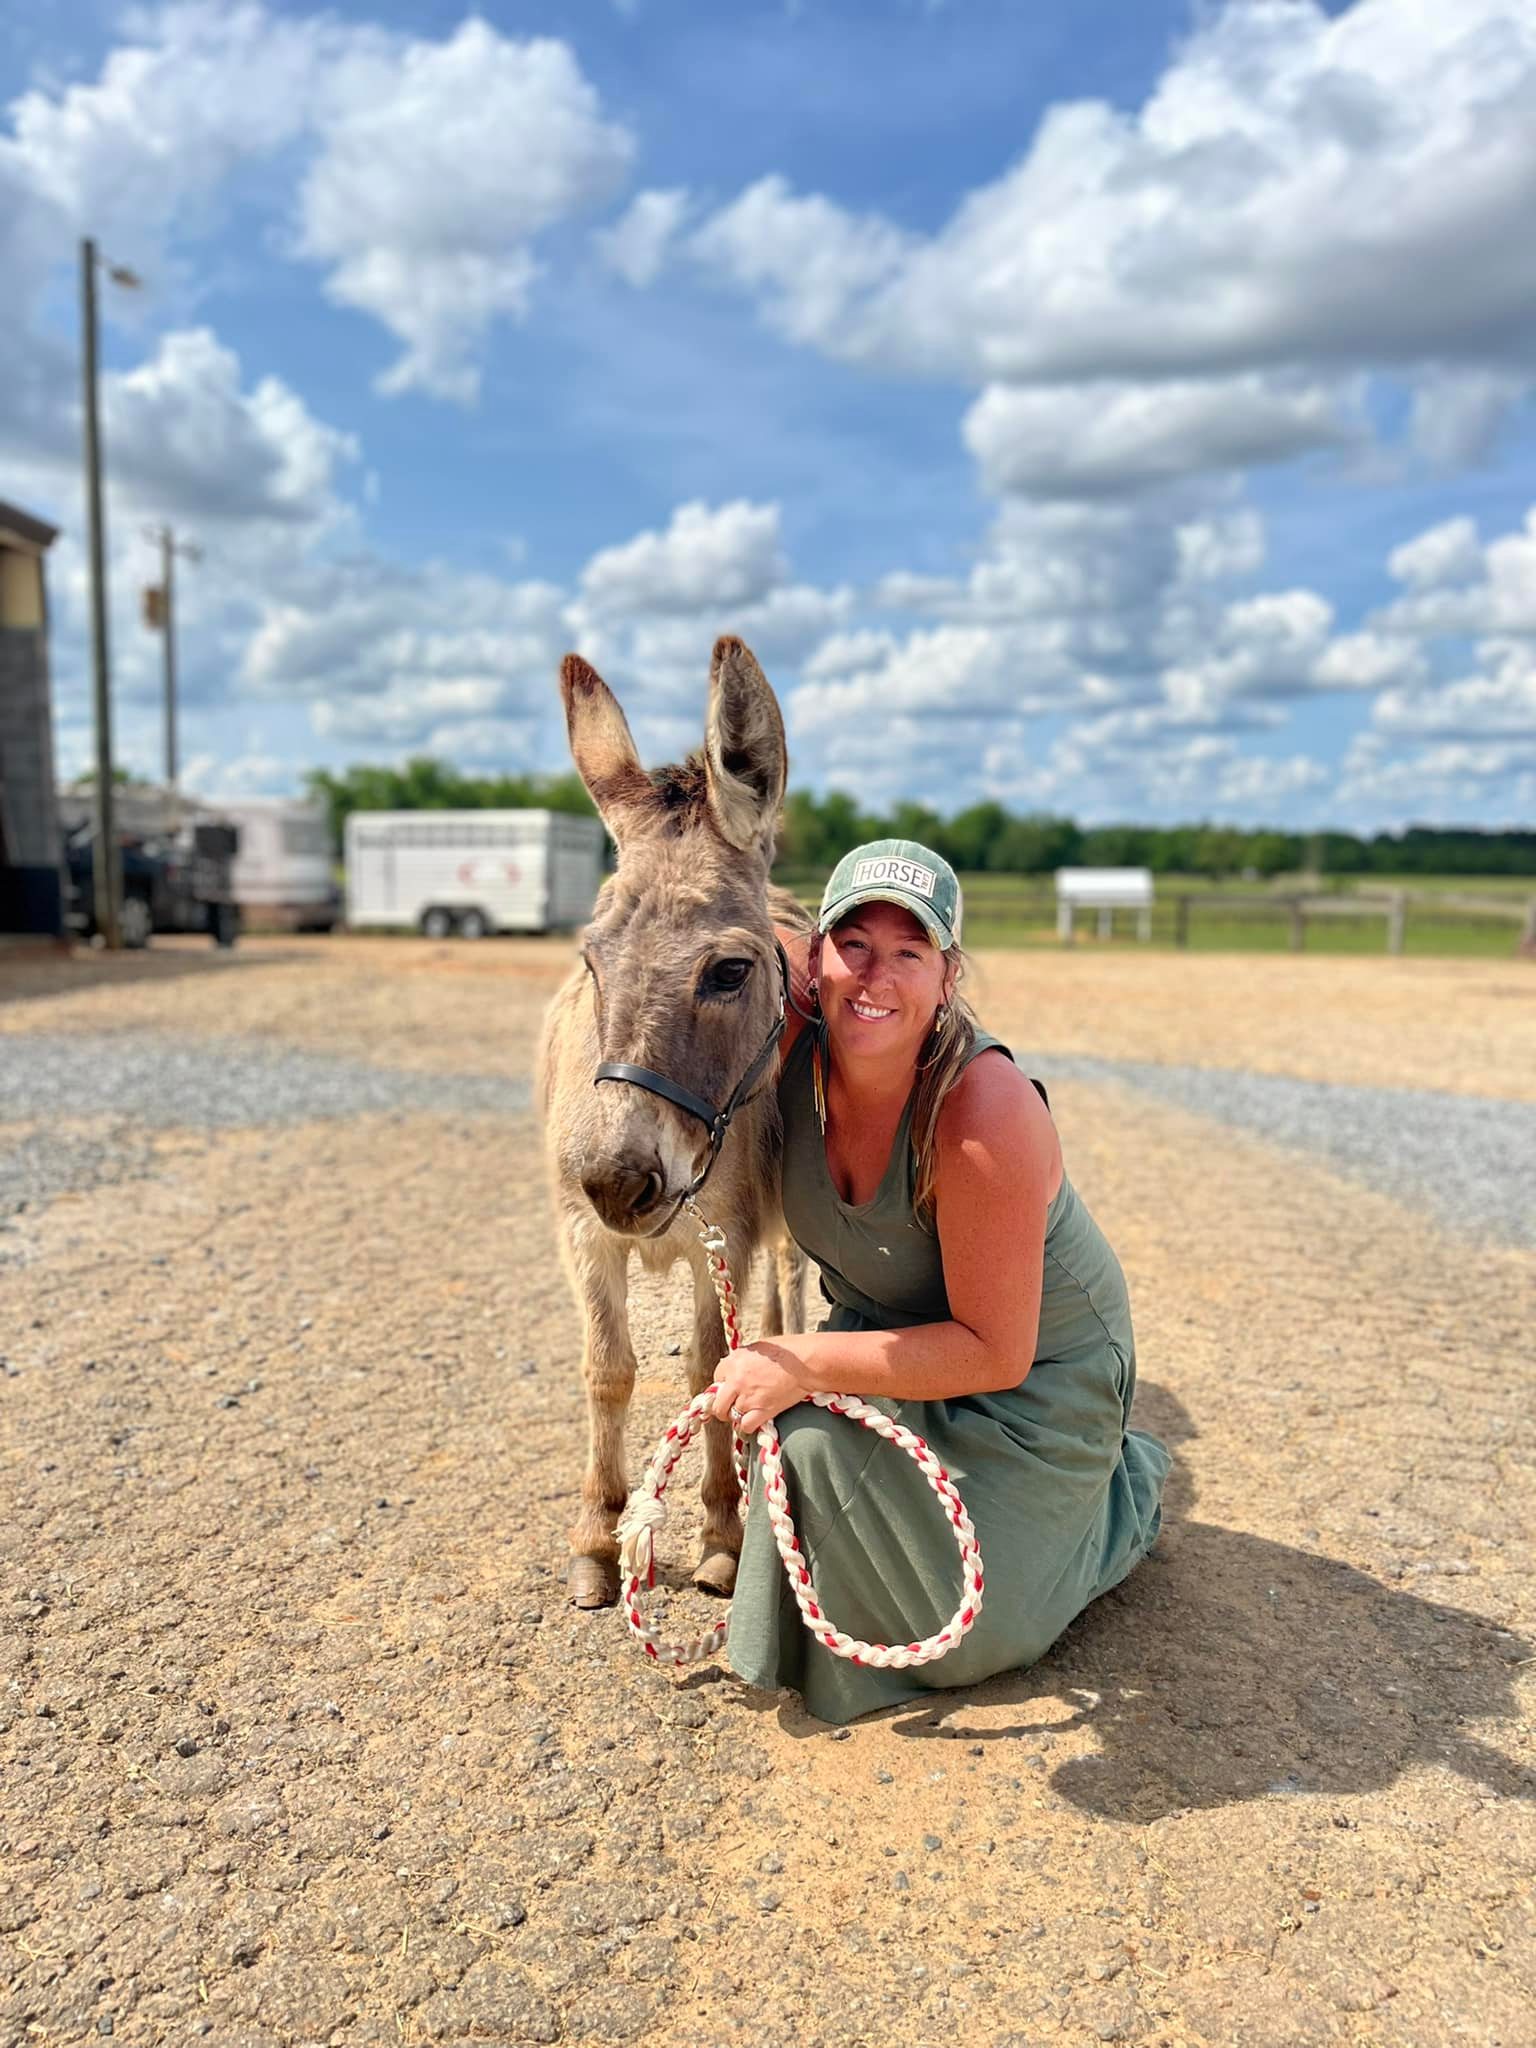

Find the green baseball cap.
xmin=817 ymin=839 xmax=962 ymax=949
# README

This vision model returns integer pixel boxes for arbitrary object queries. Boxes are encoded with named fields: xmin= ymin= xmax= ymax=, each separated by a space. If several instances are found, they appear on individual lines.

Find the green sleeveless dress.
xmin=725 ymin=1026 xmax=1170 ymax=1724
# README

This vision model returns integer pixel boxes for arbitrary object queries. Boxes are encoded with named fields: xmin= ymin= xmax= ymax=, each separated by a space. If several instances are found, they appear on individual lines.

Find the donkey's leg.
xmin=686 ymin=1255 xmax=743 ymax=1597
xmin=757 ymin=1232 xmax=806 ymax=1338
xmin=567 ymin=1224 xmax=636 ymax=1609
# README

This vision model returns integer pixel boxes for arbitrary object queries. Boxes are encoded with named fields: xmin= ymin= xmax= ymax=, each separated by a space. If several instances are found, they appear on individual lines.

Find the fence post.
xmin=1387 ymin=891 xmax=1406 ymax=956
xmin=1521 ymin=898 xmax=1536 ymax=959
xmin=1057 ymin=898 xmax=1073 ymax=945
xmin=1174 ymin=895 xmax=1190 ymax=948
xmin=1288 ymin=899 xmax=1306 ymax=952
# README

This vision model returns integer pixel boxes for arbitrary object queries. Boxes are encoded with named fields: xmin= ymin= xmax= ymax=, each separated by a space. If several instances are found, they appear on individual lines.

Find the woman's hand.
xmin=710 ymin=1342 xmax=805 ymax=1438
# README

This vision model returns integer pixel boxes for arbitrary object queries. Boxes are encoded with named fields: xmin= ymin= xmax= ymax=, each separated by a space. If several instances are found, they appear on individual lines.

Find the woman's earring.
xmin=935 ymin=1004 xmax=948 ymax=1026
xmin=809 ymin=980 xmax=821 ymax=1011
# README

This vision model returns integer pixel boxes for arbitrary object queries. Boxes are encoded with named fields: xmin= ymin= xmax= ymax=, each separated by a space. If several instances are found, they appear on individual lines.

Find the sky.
xmin=3 ymin=0 xmax=1536 ymax=832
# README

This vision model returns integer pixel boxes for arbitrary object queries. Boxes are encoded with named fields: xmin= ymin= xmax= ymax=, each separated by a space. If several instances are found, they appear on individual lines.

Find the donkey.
xmin=538 ymin=635 xmax=807 ymax=1608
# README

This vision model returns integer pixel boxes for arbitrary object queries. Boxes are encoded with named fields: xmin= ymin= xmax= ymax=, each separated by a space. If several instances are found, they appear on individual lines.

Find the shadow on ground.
xmin=747 ymin=1381 xmax=1533 ymax=1820
xmin=0 ymin=940 xmax=315 ymax=1007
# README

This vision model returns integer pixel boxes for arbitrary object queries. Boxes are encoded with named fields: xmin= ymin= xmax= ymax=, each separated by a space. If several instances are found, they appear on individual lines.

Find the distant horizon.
xmin=6 ymin=1 xmax=1535 ymax=834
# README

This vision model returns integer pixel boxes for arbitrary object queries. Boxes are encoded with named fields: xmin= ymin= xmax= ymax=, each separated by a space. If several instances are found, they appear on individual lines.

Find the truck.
xmin=220 ymin=797 xmax=340 ymax=932
xmin=63 ymin=815 xmax=241 ymax=948
xmin=343 ymin=809 xmax=604 ymax=938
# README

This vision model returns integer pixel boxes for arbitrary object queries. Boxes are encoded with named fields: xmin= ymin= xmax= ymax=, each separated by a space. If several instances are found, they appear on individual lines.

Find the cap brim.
xmin=817 ymin=885 xmax=953 ymax=949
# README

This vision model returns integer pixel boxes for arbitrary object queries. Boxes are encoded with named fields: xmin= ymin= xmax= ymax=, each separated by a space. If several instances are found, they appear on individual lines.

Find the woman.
xmin=712 ymin=839 xmax=1170 ymax=1724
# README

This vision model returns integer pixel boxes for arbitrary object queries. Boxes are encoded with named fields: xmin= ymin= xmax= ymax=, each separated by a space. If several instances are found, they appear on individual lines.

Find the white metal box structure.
xmin=222 ymin=798 xmax=339 ymax=931
xmin=344 ymin=809 xmax=604 ymax=938
xmin=1054 ymin=866 xmax=1154 ymax=942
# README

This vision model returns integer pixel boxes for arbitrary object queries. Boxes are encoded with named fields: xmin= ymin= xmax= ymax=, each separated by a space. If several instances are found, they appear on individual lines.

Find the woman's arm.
xmin=712 ymin=1052 xmax=1060 ymax=1427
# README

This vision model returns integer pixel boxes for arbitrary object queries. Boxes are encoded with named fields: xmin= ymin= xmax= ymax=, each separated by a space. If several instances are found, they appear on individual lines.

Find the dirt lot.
xmin=1 ymin=937 xmax=1532 ymax=2047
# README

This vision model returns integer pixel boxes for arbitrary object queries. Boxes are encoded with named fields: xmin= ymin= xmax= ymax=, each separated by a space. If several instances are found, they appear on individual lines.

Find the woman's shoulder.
xmin=938 ymin=1035 xmax=1059 ymax=1173
xmin=773 ymin=921 xmax=815 ymax=1059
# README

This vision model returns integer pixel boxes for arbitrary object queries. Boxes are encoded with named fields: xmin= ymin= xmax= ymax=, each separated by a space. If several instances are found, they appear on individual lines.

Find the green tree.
xmin=986 ymin=813 xmax=1082 ymax=873
xmin=942 ymin=800 xmax=1011 ymax=872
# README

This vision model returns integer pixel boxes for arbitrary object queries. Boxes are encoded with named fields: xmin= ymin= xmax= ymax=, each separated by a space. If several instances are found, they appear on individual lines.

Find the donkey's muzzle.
xmin=581 ymin=1154 xmax=668 ymax=1234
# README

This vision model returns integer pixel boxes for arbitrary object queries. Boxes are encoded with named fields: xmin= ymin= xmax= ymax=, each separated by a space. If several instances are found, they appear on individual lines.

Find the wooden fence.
xmin=1167 ymin=889 xmax=1536 ymax=954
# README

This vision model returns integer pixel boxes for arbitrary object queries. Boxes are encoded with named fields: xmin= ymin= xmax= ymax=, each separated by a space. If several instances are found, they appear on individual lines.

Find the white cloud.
xmin=689 ymin=174 xmax=913 ymax=351
xmin=180 ymin=749 xmax=296 ymax=798
xmin=1175 ymin=506 xmax=1266 ymax=583
xmin=577 ymin=499 xmax=788 ymax=617
xmin=1312 ymin=632 xmax=1426 ymax=694
xmin=689 ymin=1 xmax=1536 ymax=395
xmin=1387 ymin=516 xmax=1483 ymax=590
xmin=297 ymin=23 xmax=632 ymax=400
xmin=962 ymin=375 xmax=1355 ymax=497
xmin=1045 ymin=721 xmax=1330 ymax=819
xmin=792 ymin=623 xmax=1069 ymax=735
xmin=242 ymin=567 xmax=566 ymax=705
xmin=311 ymin=677 xmax=511 ymax=743
xmin=2 ymin=5 xmax=632 ymax=406
xmin=103 ymin=327 xmax=357 ymax=528
xmin=595 ymin=188 xmax=691 ymax=288
xmin=1379 ymin=508 xmax=1536 ymax=636
xmin=1374 ymin=642 xmax=1536 ymax=739
xmin=1336 ymin=731 xmax=1536 ymax=825
xmin=1408 ymin=368 xmax=1530 ymax=468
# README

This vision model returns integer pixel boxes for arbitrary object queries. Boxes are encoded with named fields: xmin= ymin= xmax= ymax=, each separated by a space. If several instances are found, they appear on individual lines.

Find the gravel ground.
xmin=1025 ymin=1053 xmax=1536 ymax=1249
xmin=1 ymin=942 xmax=1531 ymax=2048
xmin=0 ymin=1032 xmax=530 ymax=1133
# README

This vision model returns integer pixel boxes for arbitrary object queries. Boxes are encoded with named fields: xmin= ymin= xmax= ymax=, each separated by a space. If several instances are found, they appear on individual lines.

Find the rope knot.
xmin=616 ymin=1493 xmax=667 ymax=1580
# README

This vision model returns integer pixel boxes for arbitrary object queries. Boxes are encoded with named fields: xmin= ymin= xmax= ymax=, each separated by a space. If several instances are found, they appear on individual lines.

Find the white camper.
xmin=344 ymin=809 xmax=604 ymax=938
xmin=222 ymin=798 xmax=339 ymax=931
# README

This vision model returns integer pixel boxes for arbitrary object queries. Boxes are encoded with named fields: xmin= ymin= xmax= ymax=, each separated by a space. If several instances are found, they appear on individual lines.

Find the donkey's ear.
xmin=560 ymin=654 xmax=650 ymax=836
xmin=703 ymin=636 xmax=786 ymax=853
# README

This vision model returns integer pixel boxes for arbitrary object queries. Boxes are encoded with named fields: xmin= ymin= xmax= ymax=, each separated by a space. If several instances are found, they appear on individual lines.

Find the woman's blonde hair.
xmin=910 ymin=942 xmax=977 ymax=1226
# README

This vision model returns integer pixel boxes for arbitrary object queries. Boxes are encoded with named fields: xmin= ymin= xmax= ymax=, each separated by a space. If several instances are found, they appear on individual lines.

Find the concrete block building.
xmin=0 ymin=499 xmax=65 ymax=936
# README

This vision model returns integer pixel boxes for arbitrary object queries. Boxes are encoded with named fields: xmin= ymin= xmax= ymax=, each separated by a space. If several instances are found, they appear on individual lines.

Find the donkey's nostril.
xmin=581 ymin=1159 xmax=668 ymax=1230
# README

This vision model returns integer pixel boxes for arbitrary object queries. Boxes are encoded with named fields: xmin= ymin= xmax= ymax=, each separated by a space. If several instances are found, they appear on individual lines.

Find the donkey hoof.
xmin=568 ymin=1556 xmax=620 ymax=1609
xmin=692 ymin=1548 xmax=738 ymax=1598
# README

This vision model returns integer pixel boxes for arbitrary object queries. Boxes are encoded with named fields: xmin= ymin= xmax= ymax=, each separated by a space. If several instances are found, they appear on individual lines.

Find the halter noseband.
xmin=593 ymin=940 xmax=792 ymax=1201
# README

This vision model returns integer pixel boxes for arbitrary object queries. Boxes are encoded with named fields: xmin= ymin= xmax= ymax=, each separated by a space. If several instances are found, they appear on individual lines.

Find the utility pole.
xmin=80 ymin=237 xmax=140 ymax=948
xmin=81 ymin=237 xmax=119 ymax=948
xmin=144 ymin=526 xmax=201 ymax=790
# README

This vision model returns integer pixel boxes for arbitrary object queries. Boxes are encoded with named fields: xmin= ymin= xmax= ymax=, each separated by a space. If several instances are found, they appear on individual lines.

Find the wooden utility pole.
xmin=81 ymin=237 xmax=120 ymax=948
xmin=144 ymin=526 xmax=201 ymax=789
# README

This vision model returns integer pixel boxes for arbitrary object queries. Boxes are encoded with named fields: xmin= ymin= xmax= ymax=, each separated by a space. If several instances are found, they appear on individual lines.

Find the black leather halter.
xmin=593 ymin=940 xmax=791 ymax=1201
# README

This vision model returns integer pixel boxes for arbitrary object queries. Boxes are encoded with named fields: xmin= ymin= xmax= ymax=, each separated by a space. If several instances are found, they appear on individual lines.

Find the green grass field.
xmin=775 ymin=869 xmax=1535 ymax=959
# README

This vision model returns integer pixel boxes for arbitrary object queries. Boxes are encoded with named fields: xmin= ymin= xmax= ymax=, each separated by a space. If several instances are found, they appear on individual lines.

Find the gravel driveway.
xmin=1 ymin=940 xmax=1531 ymax=2048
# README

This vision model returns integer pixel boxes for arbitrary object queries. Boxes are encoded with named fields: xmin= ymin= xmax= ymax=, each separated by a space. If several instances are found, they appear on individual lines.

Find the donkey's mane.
xmin=646 ymin=752 xmax=712 ymax=831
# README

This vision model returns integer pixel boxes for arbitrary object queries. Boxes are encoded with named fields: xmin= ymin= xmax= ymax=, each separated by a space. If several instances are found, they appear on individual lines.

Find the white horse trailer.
xmin=222 ymin=798 xmax=339 ymax=931
xmin=344 ymin=809 xmax=604 ymax=938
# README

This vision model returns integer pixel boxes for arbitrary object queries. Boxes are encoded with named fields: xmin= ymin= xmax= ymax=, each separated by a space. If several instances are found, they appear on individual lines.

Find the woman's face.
xmin=815 ymin=900 xmax=951 ymax=1065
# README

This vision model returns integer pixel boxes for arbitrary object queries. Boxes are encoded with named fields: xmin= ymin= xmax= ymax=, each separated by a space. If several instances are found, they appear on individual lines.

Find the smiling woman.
xmin=711 ymin=838 xmax=1171 ymax=1725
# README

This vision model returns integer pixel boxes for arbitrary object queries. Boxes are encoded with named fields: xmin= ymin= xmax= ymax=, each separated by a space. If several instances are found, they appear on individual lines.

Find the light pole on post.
xmin=143 ymin=525 xmax=201 ymax=793
xmin=80 ymin=236 xmax=140 ymax=948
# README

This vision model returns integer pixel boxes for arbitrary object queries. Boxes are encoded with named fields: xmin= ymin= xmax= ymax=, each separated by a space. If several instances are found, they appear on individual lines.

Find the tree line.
xmin=304 ymin=758 xmax=1536 ymax=879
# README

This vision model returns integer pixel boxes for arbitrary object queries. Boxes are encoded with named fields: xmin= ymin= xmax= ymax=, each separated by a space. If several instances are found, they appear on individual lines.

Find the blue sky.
xmin=4 ymin=0 xmax=1535 ymax=830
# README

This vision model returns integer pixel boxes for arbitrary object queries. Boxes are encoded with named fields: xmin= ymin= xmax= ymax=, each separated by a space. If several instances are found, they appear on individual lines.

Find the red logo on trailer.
xmin=456 ymin=860 xmax=521 ymax=887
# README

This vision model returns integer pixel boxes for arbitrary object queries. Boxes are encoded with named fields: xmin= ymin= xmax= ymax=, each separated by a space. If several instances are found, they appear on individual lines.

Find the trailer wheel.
xmin=420 ymin=906 xmax=455 ymax=940
xmin=458 ymin=907 xmax=492 ymax=941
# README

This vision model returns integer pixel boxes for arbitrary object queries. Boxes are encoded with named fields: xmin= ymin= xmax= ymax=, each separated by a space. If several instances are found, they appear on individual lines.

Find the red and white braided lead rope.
xmin=614 ymin=1199 xmax=985 ymax=1671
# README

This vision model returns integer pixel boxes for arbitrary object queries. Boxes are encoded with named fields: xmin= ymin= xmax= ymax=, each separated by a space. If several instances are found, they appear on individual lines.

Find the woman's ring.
xmin=729 ymin=1406 xmax=744 ymax=1426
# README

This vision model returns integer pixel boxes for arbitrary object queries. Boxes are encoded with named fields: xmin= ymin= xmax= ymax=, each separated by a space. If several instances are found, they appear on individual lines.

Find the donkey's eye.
xmin=703 ymin=957 xmax=754 ymax=996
